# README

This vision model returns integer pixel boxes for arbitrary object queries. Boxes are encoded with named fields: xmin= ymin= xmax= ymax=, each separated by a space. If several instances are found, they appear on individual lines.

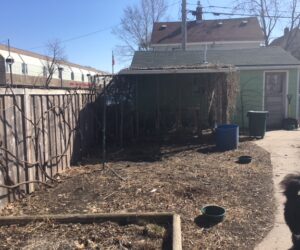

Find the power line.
xmin=187 ymin=2 xmax=300 ymax=17
xmin=201 ymin=10 xmax=294 ymax=19
xmin=29 ymin=2 xmax=180 ymax=51
xmin=29 ymin=25 xmax=116 ymax=50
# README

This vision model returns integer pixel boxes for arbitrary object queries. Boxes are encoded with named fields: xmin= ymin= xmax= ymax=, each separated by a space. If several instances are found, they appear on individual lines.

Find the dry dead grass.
xmin=0 ymin=140 xmax=274 ymax=249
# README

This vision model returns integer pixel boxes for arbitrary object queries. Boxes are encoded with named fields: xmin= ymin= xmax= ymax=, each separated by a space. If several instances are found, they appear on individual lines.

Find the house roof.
xmin=0 ymin=44 xmax=105 ymax=74
xmin=150 ymin=17 xmax=264 ymax=45
xmin=270 ymin=29 xmax=298 ymax=47
xmin=270 ymin=28 xmax=300 ymax=60
xmin=129 ymin=47 xmax=300 ymax=71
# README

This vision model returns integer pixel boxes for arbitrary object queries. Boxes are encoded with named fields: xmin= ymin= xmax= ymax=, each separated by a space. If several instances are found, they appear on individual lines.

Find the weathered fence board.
xmin=0 ymin=88 xmax=98 ymax=210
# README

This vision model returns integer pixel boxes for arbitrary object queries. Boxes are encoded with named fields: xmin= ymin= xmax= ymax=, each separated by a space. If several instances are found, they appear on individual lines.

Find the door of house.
xmin=264 ymin=72 xmax=287 ymax=129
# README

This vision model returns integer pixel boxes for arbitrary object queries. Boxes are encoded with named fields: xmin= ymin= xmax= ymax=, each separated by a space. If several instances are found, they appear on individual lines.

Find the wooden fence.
xmin=0 ymin=87 xmax=98 ymax=210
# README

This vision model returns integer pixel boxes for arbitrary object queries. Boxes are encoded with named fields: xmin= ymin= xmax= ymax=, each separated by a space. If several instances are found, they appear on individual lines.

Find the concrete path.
xmin=254 ymin=130 xmax=300 ymax=250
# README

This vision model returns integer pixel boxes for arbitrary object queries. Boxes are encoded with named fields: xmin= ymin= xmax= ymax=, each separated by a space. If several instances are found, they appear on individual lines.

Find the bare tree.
xmin=282 ymin=0 xmax=300 ymax=50
xmin=113 ymin=0 xmax=168 ymax=61
xmin=44 ymin=40 xmax=66 ymax=87
xmin=233 ymin=0 xmax=280 ymax=46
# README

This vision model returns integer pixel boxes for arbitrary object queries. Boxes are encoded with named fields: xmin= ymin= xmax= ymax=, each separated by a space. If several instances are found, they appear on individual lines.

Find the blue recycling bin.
xmin=216 ymin=124 xmax=239 ymax=151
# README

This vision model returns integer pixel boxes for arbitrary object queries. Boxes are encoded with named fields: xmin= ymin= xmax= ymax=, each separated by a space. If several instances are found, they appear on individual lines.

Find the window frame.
xmin=21 ymin=63 xmax=28 ymax=75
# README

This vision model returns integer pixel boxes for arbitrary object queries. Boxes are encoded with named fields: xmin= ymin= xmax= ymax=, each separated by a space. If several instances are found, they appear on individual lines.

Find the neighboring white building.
xmin=0 ymin=44 xmax=106 ymax=88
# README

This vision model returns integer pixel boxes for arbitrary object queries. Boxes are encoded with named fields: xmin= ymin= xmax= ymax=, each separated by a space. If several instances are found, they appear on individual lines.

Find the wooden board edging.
xmin=0 ymin=212 xmax=182 ymax=250
xmin=172 ymin=214 xmax=182 ymax=250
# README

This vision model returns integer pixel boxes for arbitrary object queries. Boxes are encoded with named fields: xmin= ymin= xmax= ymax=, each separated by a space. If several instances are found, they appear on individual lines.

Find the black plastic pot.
xmin=238 ymin=155 xmax=252 ymax=164
xmin=201 ymin=205 xmax=226 ymax=223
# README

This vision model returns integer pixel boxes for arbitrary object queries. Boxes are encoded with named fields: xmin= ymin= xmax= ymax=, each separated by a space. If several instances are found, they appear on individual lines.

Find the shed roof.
xmin=151 ymin=17 xmax=264 ymax=45
xmin=130 ymin=47 xmax=300 ymax=70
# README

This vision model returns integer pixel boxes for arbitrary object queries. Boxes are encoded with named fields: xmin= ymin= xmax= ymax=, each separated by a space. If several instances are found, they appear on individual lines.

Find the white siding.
xmin=0 ymin=48 xmax=104 ymax=85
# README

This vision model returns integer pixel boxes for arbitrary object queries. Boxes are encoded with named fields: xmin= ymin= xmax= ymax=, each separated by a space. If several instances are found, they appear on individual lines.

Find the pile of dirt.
xmin=0 ymin=141 xmax=275 ymax=249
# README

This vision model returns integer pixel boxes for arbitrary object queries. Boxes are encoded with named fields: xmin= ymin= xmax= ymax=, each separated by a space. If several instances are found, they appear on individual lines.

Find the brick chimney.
xmin=192 ymin=1 xmax=203 ymax=21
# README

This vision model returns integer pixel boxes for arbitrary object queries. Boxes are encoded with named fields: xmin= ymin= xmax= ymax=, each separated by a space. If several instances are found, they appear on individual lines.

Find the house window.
xmin=43 ymin=66 xmax=47 ymax=77
xmin=71 ymin=72 xmax=74 ymax=80
xmin=21 ymin=63 xmax=28 ymax=75
xmin=265 ymin=72 xmax=286 ymax=94
xmin=87 ymin=74 xmax=91 ymax=82
xmin=81 ymin=74 xmax=84 ymax=82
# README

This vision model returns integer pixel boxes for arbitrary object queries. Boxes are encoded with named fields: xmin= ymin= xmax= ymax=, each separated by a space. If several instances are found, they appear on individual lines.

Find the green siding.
xmin=234 ymin=70 xmax=264 ymax=128
xmin=288 ymin=69 xmax=298 ymax=118
xmin=234 ymin=68 xmax=299 ymax=129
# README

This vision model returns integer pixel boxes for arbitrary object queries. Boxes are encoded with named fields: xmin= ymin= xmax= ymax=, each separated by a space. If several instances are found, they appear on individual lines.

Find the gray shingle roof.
xmin=130 ymin=47 xmax=300 ymax=69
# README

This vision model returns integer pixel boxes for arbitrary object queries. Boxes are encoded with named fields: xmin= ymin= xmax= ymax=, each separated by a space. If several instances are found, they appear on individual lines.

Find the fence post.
xmin=24 ymin=89 xmax=35 ymax=193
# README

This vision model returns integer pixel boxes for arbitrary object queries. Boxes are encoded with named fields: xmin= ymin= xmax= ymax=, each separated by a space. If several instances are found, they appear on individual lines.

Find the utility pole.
xmin=6 ymin=39 xmax=14 ymax=86
xmin=112 ymin=51 xmax=115 ymax=75
xmin=181 ymin=0 xmax=187 ymax=50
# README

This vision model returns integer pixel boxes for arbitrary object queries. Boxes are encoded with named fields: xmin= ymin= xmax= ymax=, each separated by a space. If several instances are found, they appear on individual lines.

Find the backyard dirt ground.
xmin=0 ymin=138 xmax=274 ymax=249
xmin=0 ymin=221 xmax=168 ymax=250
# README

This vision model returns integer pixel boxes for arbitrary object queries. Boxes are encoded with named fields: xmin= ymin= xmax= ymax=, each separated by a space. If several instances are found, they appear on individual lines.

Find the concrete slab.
xmin=254 ymin=130 xmax=300 ymax=250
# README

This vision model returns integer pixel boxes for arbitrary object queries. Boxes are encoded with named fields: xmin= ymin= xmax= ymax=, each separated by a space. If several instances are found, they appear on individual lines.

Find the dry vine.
xmin=0 ymin=86 xmax=96 ymax=200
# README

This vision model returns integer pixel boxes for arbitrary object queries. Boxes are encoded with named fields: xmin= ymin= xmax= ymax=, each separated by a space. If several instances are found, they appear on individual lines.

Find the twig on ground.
xmin=103 ymin=191 xmax=117 ymax=200
xmin=105 ymin=164 xmax=127 ymax=181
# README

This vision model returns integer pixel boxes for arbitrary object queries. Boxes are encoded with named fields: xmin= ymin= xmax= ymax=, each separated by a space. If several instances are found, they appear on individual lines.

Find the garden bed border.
xmin=0 ymin=212 xmax=182 ymax=250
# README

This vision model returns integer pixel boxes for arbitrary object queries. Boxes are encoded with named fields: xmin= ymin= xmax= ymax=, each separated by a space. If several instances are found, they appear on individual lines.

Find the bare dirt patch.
xmin=0 ymin=221 xmax=167 ymax=250
xmin=0 ymin=140 xmax=274 ymax=249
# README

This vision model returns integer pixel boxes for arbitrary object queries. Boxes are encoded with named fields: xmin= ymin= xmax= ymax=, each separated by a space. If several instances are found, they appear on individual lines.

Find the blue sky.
xmin=0 ymin=0 xmax=286 ymax=73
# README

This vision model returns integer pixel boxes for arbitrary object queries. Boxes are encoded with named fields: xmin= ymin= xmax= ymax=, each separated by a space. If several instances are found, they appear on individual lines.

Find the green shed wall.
xmin=287 ymin=69 xmax=298 ymax=118
xmin=234 ymin=68 xmax=299 ymax=129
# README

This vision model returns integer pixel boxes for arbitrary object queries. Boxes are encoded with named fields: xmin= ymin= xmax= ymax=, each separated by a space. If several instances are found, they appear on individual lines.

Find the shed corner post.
xmin=102 ymin=78 xmax=107 ymax=169
xmin=155 ymin=75 xmax=161 ymax=135
xmin=135 ymin=76 xmax=139 ymax=139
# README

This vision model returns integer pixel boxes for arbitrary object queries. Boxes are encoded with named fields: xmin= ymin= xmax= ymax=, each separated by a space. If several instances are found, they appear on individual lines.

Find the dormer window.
xmin=240 ymin=20 xmax=249 ymax=26
xmin=159 ymin=24 xmax=167 ymax=30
